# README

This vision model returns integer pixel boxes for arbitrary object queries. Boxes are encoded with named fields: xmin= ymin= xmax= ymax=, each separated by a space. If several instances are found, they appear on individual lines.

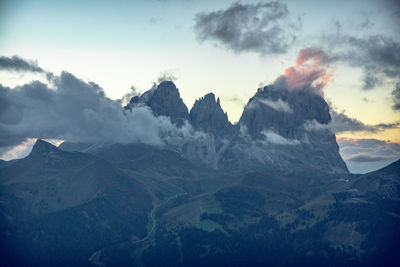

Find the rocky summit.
xmin=30 ymin=138 xmax=60 ymax=155
xmin=226 ymin=84 xmax=348 ymax=174
xmin=124 ymin=81 xmax=348 ymax=175
xmin=189 ymin=93 xmax=235 ymax=138
xmin=0 ymin=81 xmax=398 ymax=267
xmin=125 ymin=81 xmax=189 ymax=125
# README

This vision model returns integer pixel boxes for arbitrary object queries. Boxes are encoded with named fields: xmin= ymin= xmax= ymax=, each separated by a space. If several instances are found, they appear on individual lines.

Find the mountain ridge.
xmin=123 ymin=81 xmax=348 ymax=174
xmin=1 ymin=133 xmax=399 ymax=266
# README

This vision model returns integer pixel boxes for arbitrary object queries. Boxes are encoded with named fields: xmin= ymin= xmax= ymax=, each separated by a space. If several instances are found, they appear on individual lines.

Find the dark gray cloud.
xmin=337 ymin=137 xmax=400 ymax=173
xmin=375 ymin=121 xmax=400 ymax=129
xmin=194 ymin=1 xmax=301 ymax=55
xmin=329 ymin=110 xmax=377 ymax=133
xmin=331 ymin=110 xmax=400 ymax=133
xmin=223 ymin=96 xmax=246 ymax=106
xmin=0 ymin=55 xmax=44 ymax=73
xmin=362 ymin=97 xmax=373 ymax=103
xmin=382 ymin=0 xmax=400 ymax=25
xmin=346 ymin=154 xmax=393 ymax=163
xmin=324 ymin=22 xmax=400 ymax=90
xmin=303 ymin=109 xmax=400 ymax=134
xmin=392 ymin=82 xmax=400 ymax=111
xmin=0 ymin=71 xmax=202 ymax=158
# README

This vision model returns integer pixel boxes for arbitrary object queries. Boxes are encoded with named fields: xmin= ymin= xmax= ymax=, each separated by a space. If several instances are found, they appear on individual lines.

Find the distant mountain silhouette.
xmin=0 ymin=139 xmax=152 ymax=266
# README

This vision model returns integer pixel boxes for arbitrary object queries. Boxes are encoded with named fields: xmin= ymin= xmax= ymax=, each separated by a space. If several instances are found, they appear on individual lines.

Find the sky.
xmin=0 ymin=0 xmax=399 ymax=173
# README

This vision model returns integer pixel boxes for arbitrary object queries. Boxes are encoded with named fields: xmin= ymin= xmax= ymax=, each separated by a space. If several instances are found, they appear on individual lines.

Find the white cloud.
xmin=0 ymin=71 xmax=208 ymax=159
xmin=261 ymin=130 xmax=300 ymax=145
xmin=245 ymin=98 xmax=292 ymax=113
xmin=257 ymin=98 xmax=292 ymax=113
xmin=302 ymin=119 xmax=330 ymax=132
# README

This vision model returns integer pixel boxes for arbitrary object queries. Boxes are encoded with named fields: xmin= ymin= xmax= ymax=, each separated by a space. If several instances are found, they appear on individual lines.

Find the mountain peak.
xmin=202 ymin=92 xmax=216 ymax=101
xmin=224 ymin=84 xmax=349 ymax=174
xmin=157 ymin=80 xmax=176 ymax=91
xmin=125 ymin=81 xmax=189 ymax=125
xmin=31 ymin=139 xmax=59 ymax=155
xmin=190 ymin=93 xmax=234 ymax=137
xmin=239 ymin=85 xmax=331 ymax=139
xmin=149 ymin=81 xmax=189 ymax=125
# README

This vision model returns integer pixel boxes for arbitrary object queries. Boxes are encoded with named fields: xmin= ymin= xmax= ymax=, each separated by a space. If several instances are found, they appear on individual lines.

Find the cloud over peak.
xmin=302 ymin=109 xmax=400 ymax=134
xmin=0 ymin=70 xmax=202 ymax=158
xmin=274 ymin=47 xmax=332 ymax=94
xmin=194 ymin=1 xmax=301 ymax=55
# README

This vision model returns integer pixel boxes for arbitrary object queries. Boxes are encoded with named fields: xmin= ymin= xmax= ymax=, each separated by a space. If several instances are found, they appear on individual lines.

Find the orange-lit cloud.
xmin=277 ymin=48 xmax=334 ymax=93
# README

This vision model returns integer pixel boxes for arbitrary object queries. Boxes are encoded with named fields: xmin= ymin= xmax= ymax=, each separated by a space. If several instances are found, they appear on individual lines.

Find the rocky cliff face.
xmin=220 ymin=84 xmax=348 ymax=174
xmin=125 ymin=81 xmax=189 ymax=125
xmin=124 ymin=81 xmax=348 ymax=174
xmin=239 ymin=85 xmax=331 ymax=139
xmin=190 ymin=93 xmax=235 ymax=138
xmin=30 ymin=139 xmax=59 ymax=155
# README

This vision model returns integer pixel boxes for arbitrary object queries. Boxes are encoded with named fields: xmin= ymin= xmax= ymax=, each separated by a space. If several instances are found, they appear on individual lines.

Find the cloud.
xmin=392 ymin=82 xmax=400 ymax=111
xmin=302 ymin=119 xmax=330 ymax=132
xmin=247 ymin=98 xmax=292 ymax=113
xmin=0 ymin=71 xmax=201 ymax=158
xmin=374 ymin=121 xmax=400 ymax=130
xmin=261 ymin=130 xmax=300 ymax=145
xmin=302 ymin=109 xmax=400 ymax=134
xmin=194 ymin=1 xmax=301 ymax=55
xmin=223 ymin=96 xmax=246 ymax=106
xmin=0 ymin=138 xmax=36 ymax=161
xmin=337 ymin=137 xmax=400 ymax=173
xmin=329 ymin=110 xmax=376 ymax=133
xmin=324 ymin=22 xmax=400 ymax=90
xmin=258 ymin=98 xmax=292 ymax=113
xmin=157 ymin=70 xmax=179 ymax=83
xmin=121 ymin=85 xmax=142 ymax=106
xmin=362 ymin=97 xmax=373 ymax=103
xmin=295 ymin=47 xmax=329 ymax=66
xmin=0 ymin=55 xmax=44 ymax=73
xmin=149 ymin=17 xmax=162 ymax=24
xmin=273 ymin=47 xmax=333 ymax=94
xmin=346 ymin=154 xmax=393 ymax=163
